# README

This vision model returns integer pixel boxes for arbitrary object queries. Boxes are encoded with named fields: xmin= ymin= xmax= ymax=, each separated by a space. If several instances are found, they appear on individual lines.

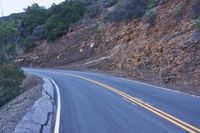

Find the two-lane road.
xmin=24 ymin=68 xmax=200 ymax=133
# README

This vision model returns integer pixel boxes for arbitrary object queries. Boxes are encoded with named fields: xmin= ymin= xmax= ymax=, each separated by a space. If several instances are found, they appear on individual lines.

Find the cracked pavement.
xmin=13 ymin=77 xmax=54 ymax=133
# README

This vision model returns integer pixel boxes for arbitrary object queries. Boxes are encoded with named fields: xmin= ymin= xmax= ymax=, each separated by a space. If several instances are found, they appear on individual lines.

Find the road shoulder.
xmin=13 ymin=77 xmax=55 ymax=133
xmin=0 ymin=74 xmax=56 ymax=133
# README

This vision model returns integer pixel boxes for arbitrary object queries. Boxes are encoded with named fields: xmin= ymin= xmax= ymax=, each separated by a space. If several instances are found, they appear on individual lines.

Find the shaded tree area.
xmin=23 ymin=3 xmax=48 ymax=33
xmin=23 ymin=0 xmax=86 ymax=42
xmin=0 ymin=21 xmax=25 ymax=106
xmin=0 ymin=0 xmax=86 ymax=106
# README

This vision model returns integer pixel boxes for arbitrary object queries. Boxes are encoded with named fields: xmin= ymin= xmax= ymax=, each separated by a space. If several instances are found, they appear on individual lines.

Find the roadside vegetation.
xmin=23 ymin=0 xmax=86 ymax=42
xmin=107 ymin=0 xmax=147 ymax=22
xmin=0 ymin=0 xmax=86 ymax=106
xmin=106 ymin=0 xmax=161 ymax=23
xmin=192 ymin=0 xmax=200 ymax=29
xmin=0 ymin=21 xmax=25 ymax=106
xmin=0 ymin=63 xmax=25 ymax=106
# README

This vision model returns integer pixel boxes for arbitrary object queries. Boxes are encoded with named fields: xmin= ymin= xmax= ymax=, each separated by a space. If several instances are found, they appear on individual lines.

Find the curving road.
xmin=24 ymin=68 xmax=200 ymax=133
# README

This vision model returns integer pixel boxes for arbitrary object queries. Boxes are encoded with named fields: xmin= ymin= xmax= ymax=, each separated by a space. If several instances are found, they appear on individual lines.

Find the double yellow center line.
xmin=65 ymin=74 xmax=200 ymax=133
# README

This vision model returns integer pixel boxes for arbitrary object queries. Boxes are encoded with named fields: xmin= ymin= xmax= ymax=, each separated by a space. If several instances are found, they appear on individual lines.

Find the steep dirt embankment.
xmin=19 ymin=0 xmax=200 ymax=95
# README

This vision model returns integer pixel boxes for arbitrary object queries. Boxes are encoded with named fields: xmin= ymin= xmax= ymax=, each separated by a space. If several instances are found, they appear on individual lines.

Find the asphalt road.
xmin=24 ymin=68 xmax=200 ymax=133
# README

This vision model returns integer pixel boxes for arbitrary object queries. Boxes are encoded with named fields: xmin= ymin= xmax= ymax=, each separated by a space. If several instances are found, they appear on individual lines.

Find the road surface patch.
xmin=64 ymin=74 xmax=200 ymax=133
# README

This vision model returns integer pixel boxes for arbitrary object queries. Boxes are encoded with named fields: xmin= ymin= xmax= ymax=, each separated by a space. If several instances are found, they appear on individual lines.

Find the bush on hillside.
xmin=147 ymin=0 xmax=155 ymax=9
xmin=45 ymin=0 xmax=86 ymax=42
xmin=7 ymin=44 xmax=17 ymax=57
xmin=0 ymin=63 xmax=25 ymax=106
xmin=0 ymin=47 xmax=25 ymax=107
xmin=192 ymin=0 xmax=200 ymax=30
xmin=192 ymin=0 xmax=200 ymax=19
xmin=23 ymin=3 xmax=48 ymax=33
xmin=31 ymin=25 xmax=45 ymax=41
xmin=0 ymin=21 xmax=25 ymax=106
xmin=106 ymin=0 xmax=166 ymax=22
xmin=21 ymin=37 xmax=34 ymax=52
xmin=173 ymin=5 xmax=183 ymax=24
xmin=102 ymin=0 xmax=117 ymax=8
xmin=147 ymin=0 xmax=165 ymax=9
xmin=0 ymin=51 xmax=9 ymax=65
xmin=87 ymin=3 xmax=102 ymax=18
xmin=0 ymin=20 xmax=33 ymax=52
xmin=195 ymin=16 xmax=200 ymax=29
xmin=86 ymin=0 xmax=117 ymax=18
xmin=0 ymin=22 xmax=18 ymax=66
xmin=0 ymin=22 xmax=17 ymax=46
xmin=142 ymin=8 xmax=157 ymax=25
xmin=45 ymin=15 xmax=67 ymax=42
xmin=107 ymin=0 xmax=147 ymax=22
xmin=0 ymin=37 xmax=25 ymax=106
xmin=21 ymin=0 xmax=86 ymax=42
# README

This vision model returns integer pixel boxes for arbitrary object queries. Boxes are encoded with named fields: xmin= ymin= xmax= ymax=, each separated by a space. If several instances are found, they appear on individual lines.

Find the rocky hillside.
xmin=19 ymin=0 xmax=200 ymax=95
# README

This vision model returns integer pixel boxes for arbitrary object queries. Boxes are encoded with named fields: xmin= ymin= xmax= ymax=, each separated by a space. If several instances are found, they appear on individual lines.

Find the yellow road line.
xmin=116 ymin=92 xmax=196 ymax=133
xmin=65 ymin=74 xmax=200 ymax=133
xmin=106 ymin=88 xmax=196 ymax=133
xmin=122 ymin=92 xmax=200 ymax=133
xmin=102 ymin=85 xmax=200 ymax=133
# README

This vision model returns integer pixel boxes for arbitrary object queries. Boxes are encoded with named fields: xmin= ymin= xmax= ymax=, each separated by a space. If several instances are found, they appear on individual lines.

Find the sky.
xmin=0 ymin=0 xmax=65 ymax=16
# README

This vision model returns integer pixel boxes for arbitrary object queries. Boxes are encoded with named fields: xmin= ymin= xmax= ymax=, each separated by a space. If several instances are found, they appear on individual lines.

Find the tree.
xmin=0 ymin=21 xmax=25 ymax=106
xmin=45 ymin=0 xmax=86 ymax=42
xmin=107 ymin=0 xmax=147 ymax=22
xmin=0 ymin=63 xmax=25 ymax=106
xmin=23 ymin=3 xmax=48 ymax=33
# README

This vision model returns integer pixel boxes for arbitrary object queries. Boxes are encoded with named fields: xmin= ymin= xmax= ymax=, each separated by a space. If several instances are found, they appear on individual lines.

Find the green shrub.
xmin=0 ymin=51 xmax=9 ymax=65
xmin=21 ymin=37 xmax=34 ymax=52
xmin=21 ymin=0 xmax=86 ymax=42
xmin=192 ymin=0 xmax=200 ymax=19
xmin=0 ymin=21 xmax=17 ymax=46
xmin=195 ymin=16 xmax=200 ymax=29
xmin=45 ymin=15 xmax=70 ymax=42
xmin=173 ymin=5 xmax=183 ymax=23
xmin=0 ymin=63 xmax=25 ymax=106
xmin=45 ymin=0 xmax=86 ymax=42
xmin=7 ymin=44 xmax=17 ymax=57
xmin=142 ymin=9 xmax=157 ymax=25
xmin=0 ymin=21 xmax=19 ymax=62
xmin=107 ymin=0 xmax=147 ymax=22
xmin=0 ymin=21 xmax=25 ymax=106
xmin=147 ymin=0 xmax=155 ymax=10
xmin=0 ymin=6 xmax=27 ymax=107
xmin=23 ymin=3 xmax=48 ymax=33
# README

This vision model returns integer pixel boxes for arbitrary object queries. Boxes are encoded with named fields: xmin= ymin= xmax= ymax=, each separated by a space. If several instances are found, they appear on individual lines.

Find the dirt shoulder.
xmin=0 ymin=74 xmax=43 ymax=133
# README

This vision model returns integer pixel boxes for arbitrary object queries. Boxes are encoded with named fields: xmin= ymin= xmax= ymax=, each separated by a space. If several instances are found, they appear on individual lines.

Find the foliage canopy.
xmin=23 ymin=0 xmax=86 ymax=42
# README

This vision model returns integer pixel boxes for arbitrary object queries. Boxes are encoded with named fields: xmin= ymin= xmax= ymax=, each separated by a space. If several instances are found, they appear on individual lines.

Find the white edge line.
xmin=24 ymin=72 xmax=61 ymax=133
xmin=50 ymin=79 xmax=61 ymax=133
